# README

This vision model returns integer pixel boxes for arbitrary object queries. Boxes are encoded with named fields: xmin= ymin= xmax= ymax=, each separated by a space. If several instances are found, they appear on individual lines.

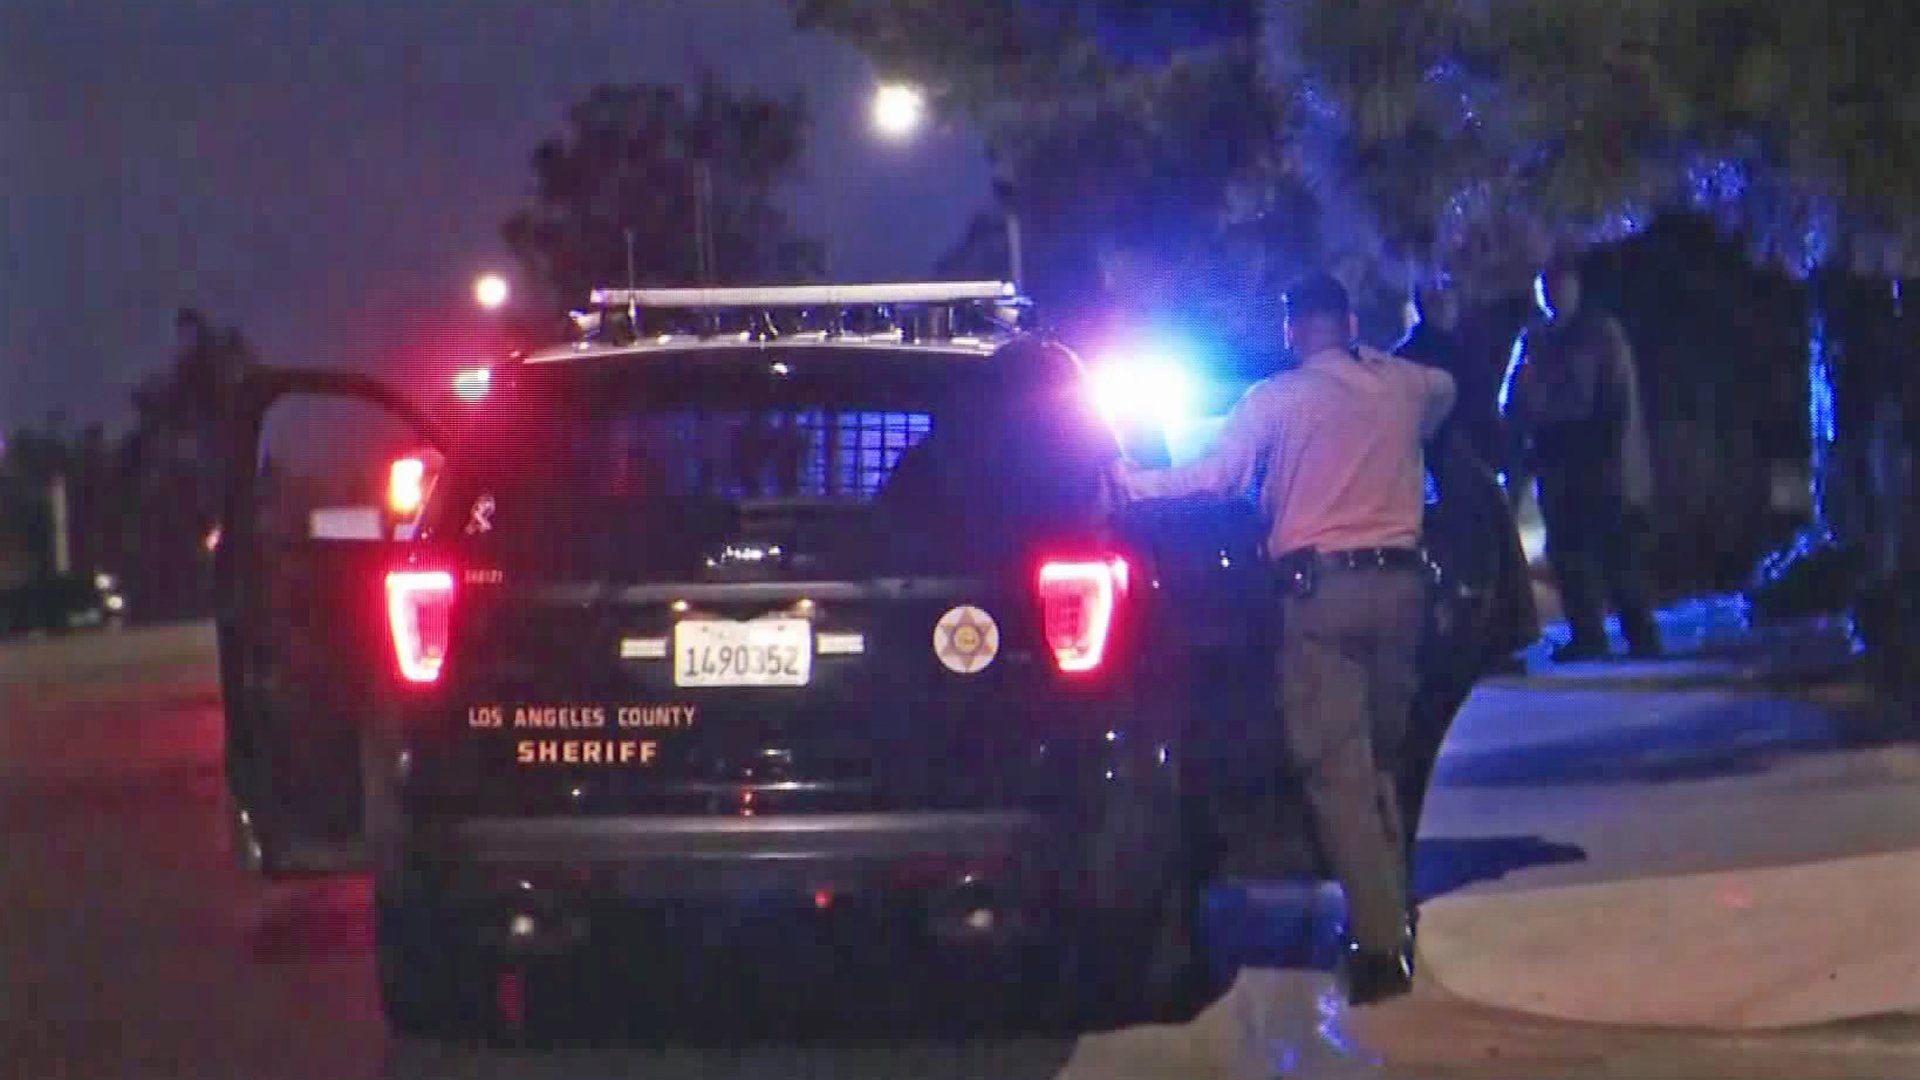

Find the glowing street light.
xmin=474 ymin=273 xmax=510 ymax=310
xmin=868 ymin=82 xmax=1021 ymax=288
xmin=871 ymin=84 xmax=926 ymax=140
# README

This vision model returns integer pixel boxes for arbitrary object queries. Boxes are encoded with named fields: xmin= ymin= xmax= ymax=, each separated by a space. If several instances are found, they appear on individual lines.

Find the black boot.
xmin=1339 ymin=933 xmax=1414 ymax=1007
xmin=1549 ymin=637 xmax=1609 ymax=663
xmin=1623 ymin=616 xmax=1666 ymax=660
xmin=1482 ymin=652 xmax=1530 ymax=676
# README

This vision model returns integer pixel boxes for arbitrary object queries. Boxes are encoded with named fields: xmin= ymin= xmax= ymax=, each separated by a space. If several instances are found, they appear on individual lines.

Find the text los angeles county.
xmin=467 ymin=704 xmax=697 ymax=766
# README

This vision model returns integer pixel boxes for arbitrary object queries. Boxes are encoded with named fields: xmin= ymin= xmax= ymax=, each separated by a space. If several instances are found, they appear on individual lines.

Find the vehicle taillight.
xmin=385 ymin=570 xmax=454 ymax=684
xmin=388 ymin=456 xmax=427 ymax=517
xmin=1037 ymin=557 xmax=1130 ymax=674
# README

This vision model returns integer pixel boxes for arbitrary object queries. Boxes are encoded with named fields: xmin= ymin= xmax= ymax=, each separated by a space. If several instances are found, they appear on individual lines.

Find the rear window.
xmin=423 ymin=345 xmax=1114 ymax=575
xmin=443 ymin=350 xmax=992 ymax=498
xmin=556 ymin=404 xmax=935 ymax=503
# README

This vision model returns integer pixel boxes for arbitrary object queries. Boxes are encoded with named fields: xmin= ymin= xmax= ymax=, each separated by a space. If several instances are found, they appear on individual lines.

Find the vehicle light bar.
xmin=588 ymin=281 xmax=1020 ymax=309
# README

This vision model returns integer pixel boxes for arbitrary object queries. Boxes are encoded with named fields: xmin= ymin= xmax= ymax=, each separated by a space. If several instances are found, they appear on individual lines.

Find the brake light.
xmin=388 ymin=456 xmax=427 ymax=517
xmin=385 ymin=570 xmax=454 ymax=684
xmin=1038 ymin=557 xmax=1130 ymax=674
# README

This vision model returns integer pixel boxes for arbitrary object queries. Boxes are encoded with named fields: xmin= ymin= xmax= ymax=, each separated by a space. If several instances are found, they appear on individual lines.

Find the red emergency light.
xmin=388 ymin=457 xmax=427 ymax=517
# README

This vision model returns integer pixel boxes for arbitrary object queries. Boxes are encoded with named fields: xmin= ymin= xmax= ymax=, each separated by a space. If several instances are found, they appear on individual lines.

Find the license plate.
xmin=673 ymin=619 xmax=812 ymax=688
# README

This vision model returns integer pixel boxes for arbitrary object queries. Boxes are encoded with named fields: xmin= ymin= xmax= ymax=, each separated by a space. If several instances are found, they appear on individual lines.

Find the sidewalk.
xmin=1503 ymin=494 xmax=1861 ymax=691
xmin=1417 ymin=847 xmax=1920 ymax=1031
xmin=1487 ymin=592 xmax=1862 ymax=691
xmin=1057 ymin=963 xmax=1920 ymax=1079
xmin=1416 ymin=594 xmax=1920 ymax=1037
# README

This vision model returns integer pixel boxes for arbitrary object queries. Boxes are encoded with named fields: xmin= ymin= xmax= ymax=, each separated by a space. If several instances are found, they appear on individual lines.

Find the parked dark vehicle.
xmin=0 ymin=571 xmax=127 ymax=637
xmin=213 ymin=283 xmax=1536 ymax=1038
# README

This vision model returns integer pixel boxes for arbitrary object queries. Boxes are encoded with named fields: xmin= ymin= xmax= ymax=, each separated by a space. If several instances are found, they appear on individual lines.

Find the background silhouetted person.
xmin=1400 ymin=277 xmax=1536 ymax=676
xmin=1395 ymin=278 xmax=1502 ymax=472
xmin=1502 ymin=255 xmax=1664 ymax=662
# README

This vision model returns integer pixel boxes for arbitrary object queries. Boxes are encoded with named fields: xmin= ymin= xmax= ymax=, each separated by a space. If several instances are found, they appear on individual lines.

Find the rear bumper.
xmin=408 ymin=810 xmax=1057 ymax=906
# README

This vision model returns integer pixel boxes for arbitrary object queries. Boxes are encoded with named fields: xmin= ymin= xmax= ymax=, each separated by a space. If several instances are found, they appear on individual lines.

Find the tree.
xmin=0 ymin=423 xmax=71 ymax=586
xmin=129 ymin=309 xmax=257 ymax=502
xmin=502 ymin=79 xmax=825 ymax=320
xmin=117 ymin=308 xmax=260 ymax=619
xmin=790 ymin=1 xmax=1300 ymax=348
xmin=795 ymin=0 xmax=1917 ymax=609
xmin=1259 ymin=0 xmax=1920 ymax=537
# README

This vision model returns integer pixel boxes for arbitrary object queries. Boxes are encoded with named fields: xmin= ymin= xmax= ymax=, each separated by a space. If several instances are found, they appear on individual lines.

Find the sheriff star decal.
xmin=933 ymin=605 xmax=1000 ymax=675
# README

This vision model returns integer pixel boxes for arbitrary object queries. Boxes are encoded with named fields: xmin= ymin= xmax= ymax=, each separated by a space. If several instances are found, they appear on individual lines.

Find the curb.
xmin=1768 ymin=1010 xmax=1920 ymax=1048
xmin=1478 ymin=657 xmax=1862 ymax=693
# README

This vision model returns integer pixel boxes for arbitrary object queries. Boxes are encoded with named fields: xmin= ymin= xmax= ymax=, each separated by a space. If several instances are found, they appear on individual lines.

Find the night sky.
xmin=1 ymin=0 xmax=992 ymax=435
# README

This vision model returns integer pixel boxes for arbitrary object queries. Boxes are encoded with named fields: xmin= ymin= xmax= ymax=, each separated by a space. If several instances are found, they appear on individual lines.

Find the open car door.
xmin=1399 ymin=430 xmax=1541 ymax=846
xmin=215 ymin=367 xmax=446 ymax=878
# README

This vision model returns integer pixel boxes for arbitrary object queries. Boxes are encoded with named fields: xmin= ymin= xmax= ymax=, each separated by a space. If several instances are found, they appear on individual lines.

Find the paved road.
xmin=3 ymin=624 xmax=1915 ymax=1079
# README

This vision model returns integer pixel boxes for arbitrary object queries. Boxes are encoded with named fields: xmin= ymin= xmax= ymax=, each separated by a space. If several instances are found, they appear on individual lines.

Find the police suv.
xmin=214 ymin=282 xmax=1536 ymax=1036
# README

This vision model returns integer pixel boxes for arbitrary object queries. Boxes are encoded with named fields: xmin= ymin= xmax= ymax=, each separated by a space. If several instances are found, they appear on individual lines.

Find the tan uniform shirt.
xmin=1120 ymin=345 xmax=1456 ymax=557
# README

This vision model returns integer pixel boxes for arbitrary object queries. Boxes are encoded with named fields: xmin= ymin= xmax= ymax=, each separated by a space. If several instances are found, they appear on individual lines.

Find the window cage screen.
xmin=609 ymin=409 xmax=933 ymax=500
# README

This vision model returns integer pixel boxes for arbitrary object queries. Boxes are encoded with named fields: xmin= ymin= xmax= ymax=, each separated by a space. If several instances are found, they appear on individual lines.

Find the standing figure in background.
xmin=1502 ymin=255 xmax=1664 ymax=662
xmin=1401 ymin=276 xmax=1536 ymax=676
xmin=1395 ymin=278 xmax=1503 ymax=473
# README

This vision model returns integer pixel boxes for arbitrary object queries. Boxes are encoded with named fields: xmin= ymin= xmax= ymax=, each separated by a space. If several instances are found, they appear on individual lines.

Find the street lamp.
xmin=870 ymin=83 xmax=1022 ymax=289
xmin=474 ymin=273 xmax=510 ymax=310
xmin=993 ymin=173 xmax=1026 ymax=292
xmin=871 ymin=84 xmax=926 ymax=140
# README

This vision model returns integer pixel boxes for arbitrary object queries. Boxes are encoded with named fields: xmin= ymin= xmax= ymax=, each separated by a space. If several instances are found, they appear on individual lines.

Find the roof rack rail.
xmin=566 ymin=280 xmax=1032 ymax=350
xmin=588 ymin=281 xmax=1022 ymax=309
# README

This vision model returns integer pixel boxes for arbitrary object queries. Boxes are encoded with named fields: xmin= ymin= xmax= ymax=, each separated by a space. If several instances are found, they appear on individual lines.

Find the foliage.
xmin=1261 ymin=0 xmax=1920 ymax=295
xmin=1263 ymin=0 xmax=1920 ymax=581
xmin=794 ymin=0 xmax=1915 ymax=598
xmin=790 ymin=1 xmax=1291 ymax=342
xmin=502 ymin=79 xmax=825 ymax=317
xmin=1 ymin=308 xmax=258 ymax=611
xmin=0 ymin=427 xmax=66 ymax=583
xmin=126 ymin=309 xmax=257 ymax=521
xmin=796 ymin=0 xmax=1920 ymax=305
xmin=132 ymin=311 xmax=255 ymax=447
xmin=1 ymin=427 xmax=101 ymax=585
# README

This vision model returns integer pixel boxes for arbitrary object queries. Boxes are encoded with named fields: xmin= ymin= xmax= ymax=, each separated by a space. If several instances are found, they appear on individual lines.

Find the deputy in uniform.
xmin=1111 ymin=273 xmax=1456 ymax=1005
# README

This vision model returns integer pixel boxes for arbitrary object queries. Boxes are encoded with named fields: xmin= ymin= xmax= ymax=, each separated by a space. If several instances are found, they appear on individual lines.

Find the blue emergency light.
xmin=1088 ymin=358 xmax=1195 ymax=431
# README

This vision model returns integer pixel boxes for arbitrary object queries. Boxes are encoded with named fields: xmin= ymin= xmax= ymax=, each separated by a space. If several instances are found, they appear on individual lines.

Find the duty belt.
xmin=1270 ymin=545 xmax=1431 ymax=599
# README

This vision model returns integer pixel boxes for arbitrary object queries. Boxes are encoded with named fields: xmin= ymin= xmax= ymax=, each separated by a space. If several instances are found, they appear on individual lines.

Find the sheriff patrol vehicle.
xmin=213 ymin=281 xmax=1535 ymax=1037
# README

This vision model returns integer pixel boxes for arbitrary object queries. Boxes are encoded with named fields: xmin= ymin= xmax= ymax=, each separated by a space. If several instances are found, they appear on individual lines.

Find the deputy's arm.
xmin=1118 ymin=382 xmax=1273 ymax=502
xmin=1417 ymin=363 xmax=1458 ymax=441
